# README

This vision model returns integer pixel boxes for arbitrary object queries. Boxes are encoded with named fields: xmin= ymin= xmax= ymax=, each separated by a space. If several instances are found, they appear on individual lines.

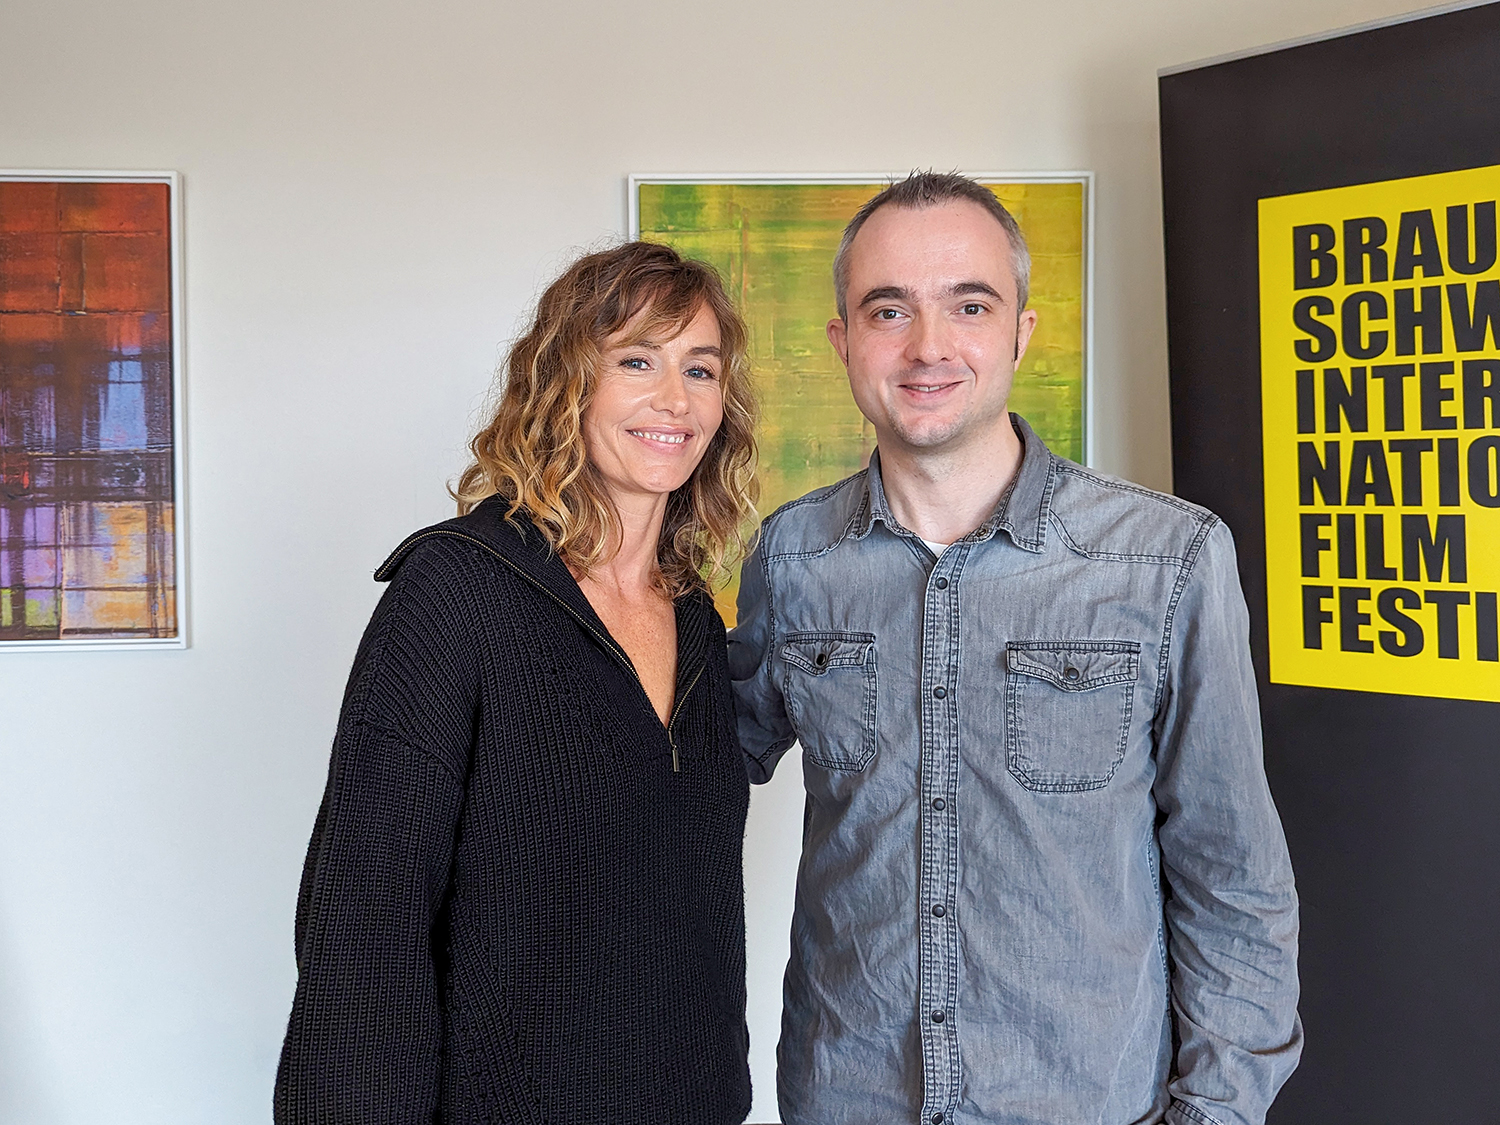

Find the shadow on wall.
xmin=0 ymin=902 xmax=62 ymax=1124
xmin=1076 ymin=26 xmax=1176 ymax=493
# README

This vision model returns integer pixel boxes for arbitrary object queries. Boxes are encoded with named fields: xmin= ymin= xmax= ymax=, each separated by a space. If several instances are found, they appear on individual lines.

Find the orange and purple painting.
xmin=0 ymin=176 xmax=180 ymax=645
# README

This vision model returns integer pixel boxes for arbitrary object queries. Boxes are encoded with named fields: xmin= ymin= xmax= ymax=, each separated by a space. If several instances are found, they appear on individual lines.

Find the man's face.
xmin=827 ymin=201 xmax=1037 ymax=457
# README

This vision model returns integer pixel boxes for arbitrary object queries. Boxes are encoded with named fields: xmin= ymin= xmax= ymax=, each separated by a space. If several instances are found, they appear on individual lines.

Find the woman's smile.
xmin=627 ymin=427 xmax=693 ymax=446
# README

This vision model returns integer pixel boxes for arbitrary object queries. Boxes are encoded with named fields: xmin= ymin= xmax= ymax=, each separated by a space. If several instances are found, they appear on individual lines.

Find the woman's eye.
xmin=686 ymin=365 xmax=719 ymax=381
xmin=620 ymin=356 xmax=650 ymax=370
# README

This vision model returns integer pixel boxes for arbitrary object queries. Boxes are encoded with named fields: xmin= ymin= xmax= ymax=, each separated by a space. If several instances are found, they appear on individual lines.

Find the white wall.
xmin=0 ymin=0 xmax=1436 ymax=1120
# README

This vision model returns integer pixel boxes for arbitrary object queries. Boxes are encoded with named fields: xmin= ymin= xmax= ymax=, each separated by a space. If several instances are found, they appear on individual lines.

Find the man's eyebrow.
xmin=857 ymin=285 xmax=912 ymax=309
xmin=949 ymin=281 xmax=1004 ymax=301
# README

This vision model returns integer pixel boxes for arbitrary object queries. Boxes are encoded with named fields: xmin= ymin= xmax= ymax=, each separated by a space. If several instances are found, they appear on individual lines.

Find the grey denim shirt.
xmin=728 ymin=416 xmax=1302 ymax=1125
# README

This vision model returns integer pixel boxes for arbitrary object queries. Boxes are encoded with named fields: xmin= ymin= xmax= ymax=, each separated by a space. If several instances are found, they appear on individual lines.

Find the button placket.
xmin=919 ymin=551 xmax=963 ymax=1124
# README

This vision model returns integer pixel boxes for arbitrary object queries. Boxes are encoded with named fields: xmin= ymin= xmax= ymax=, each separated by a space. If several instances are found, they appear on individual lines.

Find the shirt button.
xmin=931 ymin=904 xmax=946 ymax=917
xmin=933 ymin=1115 xmax=945 ymax=1125
xmin=931 ymin=1010 xmax=945 ymax=1023
xmin=935 ymin=577 xmax=949 ymax=590
xmin=1064 ymin=666 xmax=1081 ymax=682
xmin=932 ymin=686 xmax=947 ymax=699
xmin=932 ymin=797 xmax=946 ymax=811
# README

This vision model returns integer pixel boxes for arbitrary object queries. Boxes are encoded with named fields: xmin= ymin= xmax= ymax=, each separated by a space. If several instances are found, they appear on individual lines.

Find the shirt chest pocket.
xmin=1004 ymin=640 xmax=1141 ymax=793
xmin=781 ymin=631 xmax=877 ymax=772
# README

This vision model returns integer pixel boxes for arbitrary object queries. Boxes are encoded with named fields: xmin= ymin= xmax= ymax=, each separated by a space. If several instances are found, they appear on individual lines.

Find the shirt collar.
xmin=852 ymin=413 xmax=1055 ymax=554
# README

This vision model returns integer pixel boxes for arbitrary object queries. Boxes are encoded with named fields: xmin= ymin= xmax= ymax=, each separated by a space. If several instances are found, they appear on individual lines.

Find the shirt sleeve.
xmin=727 ymin=535 xmax=797 ymax=784
xmin=274 ymin=555 xmax=479 ymax=1124
xmin=1154 ymin=519 xmax=1304 ymax=1125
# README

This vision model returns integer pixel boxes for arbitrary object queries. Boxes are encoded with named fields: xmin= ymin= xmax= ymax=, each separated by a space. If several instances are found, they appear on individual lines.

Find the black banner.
xmin=1160 ymin=4 xmax=1500 ymax=1120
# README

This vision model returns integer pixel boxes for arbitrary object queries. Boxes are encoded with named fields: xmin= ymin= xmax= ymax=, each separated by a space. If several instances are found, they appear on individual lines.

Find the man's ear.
xmin=826 ymin=316 xmax=849 ymax=367
xmin=1012 ymin=308 xmax=1039 ymax=367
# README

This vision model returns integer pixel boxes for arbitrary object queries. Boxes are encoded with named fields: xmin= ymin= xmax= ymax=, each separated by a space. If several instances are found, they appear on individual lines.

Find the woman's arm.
xmin=275 ymin=546 xmax=481 ymax=1124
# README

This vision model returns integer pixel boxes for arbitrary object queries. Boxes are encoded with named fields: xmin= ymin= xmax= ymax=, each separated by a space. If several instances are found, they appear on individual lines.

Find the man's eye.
xmin=961 ymin=303 xmax=984 ymax=315
xmin=876 ymin=308 xmax=901 ymax=320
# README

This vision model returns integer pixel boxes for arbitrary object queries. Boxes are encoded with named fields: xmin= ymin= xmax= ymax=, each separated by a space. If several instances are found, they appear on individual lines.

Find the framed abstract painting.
xmin=630 ymin=173 xmax=1091 ymax=622
xmin=0 ymin=171 xmax=185 ymax=649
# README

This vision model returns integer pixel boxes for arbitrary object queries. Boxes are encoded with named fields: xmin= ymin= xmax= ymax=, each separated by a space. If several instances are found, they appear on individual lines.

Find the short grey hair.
xmin=832 ymin=171 xmax=1032 ymax=320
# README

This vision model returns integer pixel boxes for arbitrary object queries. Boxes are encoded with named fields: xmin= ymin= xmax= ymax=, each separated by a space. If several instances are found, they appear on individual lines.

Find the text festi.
xmin=1259 ymin=165 xmax=1500 ymax=703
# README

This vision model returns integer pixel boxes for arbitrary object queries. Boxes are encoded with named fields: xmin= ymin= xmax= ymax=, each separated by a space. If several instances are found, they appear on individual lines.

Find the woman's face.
xmin=583 ymin=302 xmax=726 ymax=508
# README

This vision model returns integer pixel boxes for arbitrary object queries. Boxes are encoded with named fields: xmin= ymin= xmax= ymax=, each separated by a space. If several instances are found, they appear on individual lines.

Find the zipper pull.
xmin=665 ymin=664 xmax=702 ymax=775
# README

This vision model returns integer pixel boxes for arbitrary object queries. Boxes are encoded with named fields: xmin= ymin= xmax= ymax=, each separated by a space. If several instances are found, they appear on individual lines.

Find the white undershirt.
xmin=920 ymin=537 xmax=951 ymax=558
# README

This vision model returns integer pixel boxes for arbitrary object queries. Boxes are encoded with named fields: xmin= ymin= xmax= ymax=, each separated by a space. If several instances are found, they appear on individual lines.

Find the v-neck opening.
xmin=377 ymin=501 xmax=712 ymax=740
xmin=563 ymin=573 xmax=710 ymax=734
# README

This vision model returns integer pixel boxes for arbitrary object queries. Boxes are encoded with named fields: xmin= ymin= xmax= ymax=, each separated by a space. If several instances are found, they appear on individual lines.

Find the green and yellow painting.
xmin=635 ymin=178 xmax=1088 ymax=623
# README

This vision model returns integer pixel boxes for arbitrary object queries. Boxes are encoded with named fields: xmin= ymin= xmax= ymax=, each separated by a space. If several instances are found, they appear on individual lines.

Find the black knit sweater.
xmin=274 ymin=498 xmax=752 ymax=1124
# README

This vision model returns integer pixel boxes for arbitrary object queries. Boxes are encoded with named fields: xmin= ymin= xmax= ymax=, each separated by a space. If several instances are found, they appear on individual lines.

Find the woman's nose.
xmin=650 ymin=369 xmax=692 ymax=413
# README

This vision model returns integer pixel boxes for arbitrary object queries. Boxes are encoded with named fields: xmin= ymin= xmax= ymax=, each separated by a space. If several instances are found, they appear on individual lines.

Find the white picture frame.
xmin=0 ymin=169 xmax=188 ymax=651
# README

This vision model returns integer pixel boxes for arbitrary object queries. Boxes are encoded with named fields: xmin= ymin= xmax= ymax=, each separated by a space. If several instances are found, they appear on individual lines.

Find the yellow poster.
xmin=1260 ymin=166 xmax=1500 ymax=702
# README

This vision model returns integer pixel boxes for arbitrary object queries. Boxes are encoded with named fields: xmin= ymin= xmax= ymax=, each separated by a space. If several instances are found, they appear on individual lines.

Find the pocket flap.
xmin=1006 ymin=640 xmax=1140 ymax=691
xmin=783 ymin=632 xmax=875 ymax=675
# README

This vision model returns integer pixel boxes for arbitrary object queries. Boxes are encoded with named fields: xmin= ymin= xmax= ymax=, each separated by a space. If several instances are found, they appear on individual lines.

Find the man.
xmin=728 ymin=172 xmax=1302 ymax=1125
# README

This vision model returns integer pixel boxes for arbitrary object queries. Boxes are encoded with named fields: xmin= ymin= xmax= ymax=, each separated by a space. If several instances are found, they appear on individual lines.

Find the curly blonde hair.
xmin=454 ymin=241 xmax=759 ymax=596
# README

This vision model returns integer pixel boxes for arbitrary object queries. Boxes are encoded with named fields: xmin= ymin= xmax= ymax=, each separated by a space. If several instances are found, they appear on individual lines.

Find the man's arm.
xmin=1154 ymin=519 xmax=1303 ymax=1125
xmin=727 ymin=537 xmax=796 ymax=784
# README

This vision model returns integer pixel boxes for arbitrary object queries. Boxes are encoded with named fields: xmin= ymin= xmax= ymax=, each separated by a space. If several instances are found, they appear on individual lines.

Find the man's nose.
xmin=906 ymin=310 xmax=956 ymax=366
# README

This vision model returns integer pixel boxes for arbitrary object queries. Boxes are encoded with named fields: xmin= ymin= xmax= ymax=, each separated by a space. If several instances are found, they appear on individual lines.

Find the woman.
xmin=275 ymin=241 xmax=758 ymax=1124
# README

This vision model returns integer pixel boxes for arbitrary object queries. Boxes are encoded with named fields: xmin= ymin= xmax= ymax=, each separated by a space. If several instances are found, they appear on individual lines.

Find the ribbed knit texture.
xmin=274 ymin=499 xmax=752 ymax=1124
